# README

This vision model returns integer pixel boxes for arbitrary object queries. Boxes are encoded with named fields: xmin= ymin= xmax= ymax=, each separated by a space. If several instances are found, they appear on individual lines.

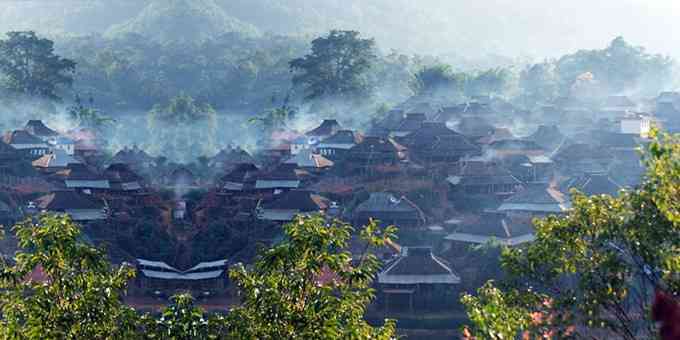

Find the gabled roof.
xmin=258 ymin=163 xmax=299 ymax=181
xmin=32 ymin=150 xmax=82 ymax=169
xmin=399 ymin=122 xmax=477 ymax=151
xmin=25 ymin=120 xmax=59 ymax=137
xmin=448 ymin=161 xmax=521 ymax=186
xmin=209 ymin=147 xmax=255 ymax=166
xmin=355 ymin=192 xmax=422 ymax=214
xmin=378 ymin=247 xmax=460 ymax=284
xmin=306 ymin=119 xmax=341 ymax=136
xmin=36 ymin=191 xmax=104 ymax=210
xmin=525 ymin=125 xmax=567 ymax=151
xmin=453 ymin=117 xmax=495 ymax=138
xmin=284 ymin=149 xmax=334 ymax=169
xmin=56 ymin=163 xmax=105 ymax=181
xmin=348 ymin=137 xmax=404 ymax=154
xmin=167 ymin=167 xmax=196 ymax=184
xmin=105 ymin=163 xmax=143 ymax=183
xmin=552 ymin=143 xmax=613 ymax=163
xmin=374 ymin=110 xmax=405 ymax=130
xmin=499 ymin=184 xmax=570 ymax=213
xmin=3 ymin=130 xmax=45 ymax=145
xmin=445 ymin=212 xmax=535 ymax=245
xmin=394 ymin=113 xmax=426 ymax=132
xmin=262 ymin=190 xmax=328 ymax=211
xmin=110 ymin=146 xmax=156 ymax=164
xmin=220 ymin=163 xmax=258 ymax=183
xmin=561 ymin=174 xmax=622 ymax=197
xmin=318 ymin=130 xmax=363 ymax=147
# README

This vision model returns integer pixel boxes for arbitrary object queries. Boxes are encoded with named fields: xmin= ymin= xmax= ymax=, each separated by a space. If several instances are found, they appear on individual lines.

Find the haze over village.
xmin=0 ymin=1 xmax=678 ymax=339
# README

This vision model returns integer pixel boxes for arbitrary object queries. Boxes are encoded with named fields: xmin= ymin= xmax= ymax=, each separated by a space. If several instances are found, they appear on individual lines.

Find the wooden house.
xmin=218 ymin=163 xmax=259 ymax=193
xmin=353 ymin=192 xmax=426 ymax=229
xmin=34 ymin=190 xmax=107 ymax=221
xmin=284 ymin=149 xmax=334 ymax=173
xmin=447 ymin=160 xmax=522 ymax=197
xmin=306 ymin=119 xmax=342 ymax=139
xmin=343 ymin=137 xmax=406 ymax=175
xmin=105 ymin=163 xmax=145 ymax=193
xmin=560 ymin=173 xmax=622 ymax=197
xmin=391 ymin=113 xmax=426 ymax=137
xmin=32 ymin=149 xmax=82 ymax=173
xmin=55 ymin=163 xmax=110 ymax=193
xmin=257 ymin=190 xmax=328 ymax=222
xmin=207 ymin=146 xmax=255 ymax=169
xmin=316 ymin=130 xmax=363 ymax=161
xmin=444 ymin=212 xmax=534 ymax=249
xmin=254 ymin=164 xmax=301 ymax=194
xmin=397 ymin=122 xmax=480 ymax=164
xmin=24 ymin=120 xmax=59 ymax=141
xmin=135 ymin=259 xmax=228 ymax=292
xmin=498 ymin=183 xmax=570 ymax=218
xmin=3 ymin=130 xmax=49 ymax=158
xmin=487 ymin=139 xmax=545 ymax=158
xmin=377 ymin=247 xmax=460 ymax=312
xmin=109 ymin=146 xmax=157 ymax=169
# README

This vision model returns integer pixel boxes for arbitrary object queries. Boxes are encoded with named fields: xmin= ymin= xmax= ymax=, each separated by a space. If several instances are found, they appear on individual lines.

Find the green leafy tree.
xmin=290 ymin=30 xmax=377 ymax=102
xmin=466 ymin=68 xmax=511 ymax=97
xmin=68 ymin=93 xmax=115 ymax=130
xmin=147 ymin=94 xmax=218 ymax=162
xmin=462 ymin=130 xmax=680 ymax=339
xmin=226 ymin=215 xmax=397 ymax=339
xmin=411 ymin=64 xmax=461 ymax=95
xmin=140 ymin=294 xmax=228 ymax=340
xmin=519 ymin=62 xmax=559 ymax=105
xmin=0 ymin=213 xmax=139 ymax=339
xmin=0 ymin=31 xmax=76 ymax=101
xmin=556 ymin=36 xmax=673 ymax=96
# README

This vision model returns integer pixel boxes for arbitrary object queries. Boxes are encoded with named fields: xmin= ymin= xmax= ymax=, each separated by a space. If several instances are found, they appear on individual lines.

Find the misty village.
xmin=0 ymin=1 xmax=678 ymax=339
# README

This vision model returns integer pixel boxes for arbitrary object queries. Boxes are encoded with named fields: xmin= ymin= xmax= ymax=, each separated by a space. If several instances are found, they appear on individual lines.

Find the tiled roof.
xmin=25 ymin=120 xmax=59 ymax=137
xmin=32 ymin=150 xmax=82 ymax=168
xmin=378 ymin=247 xmax=460 ymax=284
xmin=284 ymin=149 xmax=334 ymax=168
xmin=306 ymin=119 xmax=341 ymax=136
xmin=262 ymin=190 xmax=328 ymax=211
xmin=355 ymin=192 xmax=421 ymax=214
xmin=36 ymin=191 xmax=104 ymax=210
xmin=4 ymin=130 xmax=45 ymax=145
xmin=561 ymin=174 xmax=622 ymax=197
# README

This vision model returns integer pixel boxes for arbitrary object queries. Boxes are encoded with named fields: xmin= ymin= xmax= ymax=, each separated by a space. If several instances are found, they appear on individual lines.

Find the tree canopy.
xmin=290 ymin=30 xmax=377 ymax=103
xmin=0 ymin=213 xmax=398 ymax=339
xmin=462 ymin=129 xmax=680 ymax=339
xmin=0 ymin=31 xmax=76 ymax=101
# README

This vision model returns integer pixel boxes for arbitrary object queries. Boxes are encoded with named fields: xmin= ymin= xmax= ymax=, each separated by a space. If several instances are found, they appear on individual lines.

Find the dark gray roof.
xmin=36 ymin=191 xmax=104 ymax=210
xmin=262 ymin=190 xmax=327 ymax=211
xmin=454 ymin=212 xmax=533 ymax=239
xmin=562 ymin=174 xmax=622 ymax=196
xmin=355 ymin=192 xmax=421 ymax=213
xmin=319 ymin=130 xmax=362 ymax=145
xmin=25 ymin=120 xmax=59 ymax=137
xmin=307 ymin=119 xmax=341 ymax=136
xmin=503 ymin=184 xmax=568 ymax=205
xmin=378 ymin=247 xmax=460 ymax=284
xmin=3 ymin=130 xmax=44 ymax=145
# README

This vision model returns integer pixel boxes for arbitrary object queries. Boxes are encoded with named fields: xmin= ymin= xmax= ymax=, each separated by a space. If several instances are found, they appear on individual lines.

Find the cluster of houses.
xmin=0 ymin=91 xmax=676 ymax=312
